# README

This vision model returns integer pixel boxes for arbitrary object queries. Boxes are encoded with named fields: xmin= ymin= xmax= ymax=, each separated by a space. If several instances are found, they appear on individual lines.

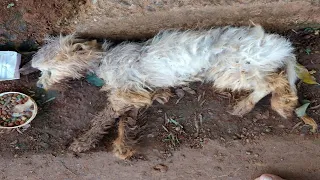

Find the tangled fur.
xmin=31 ymin=25 xmax=298 ymax=159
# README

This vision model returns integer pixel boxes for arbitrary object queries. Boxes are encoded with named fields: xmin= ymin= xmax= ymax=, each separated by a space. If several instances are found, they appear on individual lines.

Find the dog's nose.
xmin=36 ymin=82 xmax=44 ymax=89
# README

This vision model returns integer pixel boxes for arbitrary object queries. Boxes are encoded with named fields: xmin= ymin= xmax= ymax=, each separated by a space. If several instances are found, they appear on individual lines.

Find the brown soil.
xmin=0 ymin=0 xmax=86 ymax=44
xmin=0 ymin=29 xmax=319 ymax=180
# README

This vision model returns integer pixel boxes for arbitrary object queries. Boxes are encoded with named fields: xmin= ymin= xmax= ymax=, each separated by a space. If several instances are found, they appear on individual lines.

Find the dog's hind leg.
xmin=268 ymin=72 xmax=298 ymax=118
xmin=110 ymin=88 xmax=171 ymax=159
xmin=112 ymin=109 xmax=144 ymax=159
xmin=69 ymin=106 xmax=119 ymax=153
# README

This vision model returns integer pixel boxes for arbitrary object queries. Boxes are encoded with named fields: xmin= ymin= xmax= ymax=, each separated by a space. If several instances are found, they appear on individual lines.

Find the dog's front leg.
xmin=230 ymin=88 xmax=271 ymax=117
xmin=69 ymin=106 xmax=119 ymax=153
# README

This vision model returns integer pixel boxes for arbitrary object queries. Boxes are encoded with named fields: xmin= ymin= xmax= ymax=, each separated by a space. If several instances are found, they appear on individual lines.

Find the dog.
xmin=31 ymin=25 xmax=298 ymax=159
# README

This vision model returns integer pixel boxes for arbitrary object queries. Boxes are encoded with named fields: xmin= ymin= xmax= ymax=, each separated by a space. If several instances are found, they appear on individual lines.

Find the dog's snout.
xmin=36 ymin=82 xmax=44 ymax=89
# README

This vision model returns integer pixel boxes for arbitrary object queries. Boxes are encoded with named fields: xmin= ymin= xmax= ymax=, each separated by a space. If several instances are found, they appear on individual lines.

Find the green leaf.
xmin=7 ymin=3 xmax=14 ymax=8
xmin=295 ymin=102 xmax=310 ymax=117
xmin=305 ymin=48 xmax=311 ymax=55
xmin=168 ymin=118 xmax=183 ymax=128
xmin=86 ymin=73 xmax=105 ymax=87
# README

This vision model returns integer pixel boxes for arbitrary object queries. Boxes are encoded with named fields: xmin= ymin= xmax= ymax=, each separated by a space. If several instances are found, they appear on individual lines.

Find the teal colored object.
xmin=86 ymin=73 xmax=105 ymax=87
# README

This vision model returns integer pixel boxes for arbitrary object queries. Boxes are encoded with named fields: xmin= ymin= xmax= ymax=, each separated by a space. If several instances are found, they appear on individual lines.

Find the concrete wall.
xmin=73 ymin=0 xmax=320 ymax=40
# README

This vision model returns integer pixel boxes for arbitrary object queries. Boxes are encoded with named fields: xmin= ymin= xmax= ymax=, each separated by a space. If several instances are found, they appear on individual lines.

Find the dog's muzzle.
xmin=36 ymin=82 xmax=44 ymax=89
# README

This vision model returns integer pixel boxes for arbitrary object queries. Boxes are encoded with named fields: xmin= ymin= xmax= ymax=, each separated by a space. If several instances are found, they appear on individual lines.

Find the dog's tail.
xmin=286 ymin=56 xmax=298 ymax=93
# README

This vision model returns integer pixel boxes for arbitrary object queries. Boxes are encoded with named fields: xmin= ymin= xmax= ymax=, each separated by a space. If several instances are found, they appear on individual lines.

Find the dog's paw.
xmin=113 ymin=141 xmax=135 ymax=160
xmin=69 ymin=139 xmax=95 ymax=153
xmin=229 ymin=100 xmax=254 ymax=117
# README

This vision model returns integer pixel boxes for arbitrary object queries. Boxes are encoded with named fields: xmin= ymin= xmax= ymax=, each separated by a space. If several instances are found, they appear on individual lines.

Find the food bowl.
xmin=0 ymin=92 xmax=38 ymax=129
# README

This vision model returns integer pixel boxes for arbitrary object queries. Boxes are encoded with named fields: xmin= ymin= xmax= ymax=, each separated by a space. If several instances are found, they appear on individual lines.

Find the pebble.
xmin=153 ymin=164 xmax=168 ymax=173
xmin=246 ymin=151 xmax=252 ymax=155
xmin=265 ymin=128 xmax=272 ymax=133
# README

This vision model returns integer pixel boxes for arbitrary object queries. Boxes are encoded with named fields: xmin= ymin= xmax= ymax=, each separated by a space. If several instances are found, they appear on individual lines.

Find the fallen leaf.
xmin=7 ymin=3 xmax=14 ymax=8
xmin=182 ymin=87 xmax=196 ymax=94
xmin=301 ymin=115 xmax=318 ymax=133
xmin=305 ymin=48 xmax=312 ymax=55
xmin=175 ymin=88 xmax=185 ymax=99
xmin=153 ymin=164 xmax=168 ymax=172
xmin=295 ymin=63 xmax=319 ymax=85
xmin=295 ymin=102 xmax=310 ymax=117
xmin=168 ymin=118 xmax=183 ymax=128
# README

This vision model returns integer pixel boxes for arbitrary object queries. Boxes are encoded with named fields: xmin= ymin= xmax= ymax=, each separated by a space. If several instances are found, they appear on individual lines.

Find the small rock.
xmin=213 ymin=166 xmax=222 ymax=171
xmin=265 ymin=128 xmax=272 ymax=133
xmin=181 ymin=87 xmax=196 ymax=94
xmin=254 ymin=154 xmax=259 ymax=157
xmin=39 ymin=142 xmax=49 ymax=149
xmin=220 ymin=137 xmax=225 ymax=141
xmin=278 ymin=125 xmax=285 ymax=129
xmin=232 ymin=135 xmax=239 ymax=140
xmin=175 ymin=126 xmax=181 ymax=132
xmin=175 ymin=88 xmax=185 ymax=99
xmin=262 ymin=110 xmax=270 ymax=119
xmin=10 ymin=140 xmax=18 ymax=145
xmin=246 ymin=151 xmax=252 ymax=155
xmin=14 ymin=154 xmax=18 ymax=158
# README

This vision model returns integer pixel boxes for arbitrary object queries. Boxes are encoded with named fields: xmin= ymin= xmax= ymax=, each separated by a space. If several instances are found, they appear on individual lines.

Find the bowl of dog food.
xmin=0 ymin=92 xmax=37 ymax=129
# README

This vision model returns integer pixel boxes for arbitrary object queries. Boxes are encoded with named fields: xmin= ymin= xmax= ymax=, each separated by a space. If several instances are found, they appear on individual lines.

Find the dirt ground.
xmin=0 ymin=27 xmax=319 ymax=180
xmin=0 ymin=1 xmax=320 ymax=179
xmin=0 ymin=0 xmax=85 ymax=45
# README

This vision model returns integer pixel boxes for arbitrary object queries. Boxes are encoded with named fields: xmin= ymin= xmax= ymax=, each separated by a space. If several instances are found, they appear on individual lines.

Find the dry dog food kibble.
xmin=0 ymin=93 xmax=34 ymax=127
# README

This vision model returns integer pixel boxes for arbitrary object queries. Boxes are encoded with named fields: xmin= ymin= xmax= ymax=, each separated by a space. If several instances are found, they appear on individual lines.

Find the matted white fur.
xmin=97 ymin=26 xmax=297 ymax=94
xmin=32 ymin=25 xmax=297 ymax=93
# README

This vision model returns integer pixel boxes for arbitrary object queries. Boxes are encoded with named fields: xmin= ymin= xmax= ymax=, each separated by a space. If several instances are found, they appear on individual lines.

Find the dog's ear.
xmin=71 ymin=40 xmax=99 ymax=51
xmin=249 ymin=25 xmax=265 ymax=39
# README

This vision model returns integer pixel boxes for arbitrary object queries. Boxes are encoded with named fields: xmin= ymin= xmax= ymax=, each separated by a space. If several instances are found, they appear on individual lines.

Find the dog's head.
xmin=32 ymin=34 xmax=104 ymax=90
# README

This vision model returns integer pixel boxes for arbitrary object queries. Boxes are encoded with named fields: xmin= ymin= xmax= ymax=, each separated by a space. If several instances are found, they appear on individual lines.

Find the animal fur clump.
xmin=31 ymin=25 xmax=298 ymax=159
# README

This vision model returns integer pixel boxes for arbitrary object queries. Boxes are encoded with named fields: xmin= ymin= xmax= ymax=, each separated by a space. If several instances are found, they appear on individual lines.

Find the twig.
xmin=310 ymin=104 xmax=320 ymax=110
xmin=59 ymin=160 xmax=78 ymax=176
xmin=162 ymin=125 xmax=169 ymax=132
xmin=291 ymin=122 xmax=303 ymax=133
xmin=42 ymin=97 xmax=56 ymax=104
xmin=194 ymin=113 xmax=200 ymax=137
